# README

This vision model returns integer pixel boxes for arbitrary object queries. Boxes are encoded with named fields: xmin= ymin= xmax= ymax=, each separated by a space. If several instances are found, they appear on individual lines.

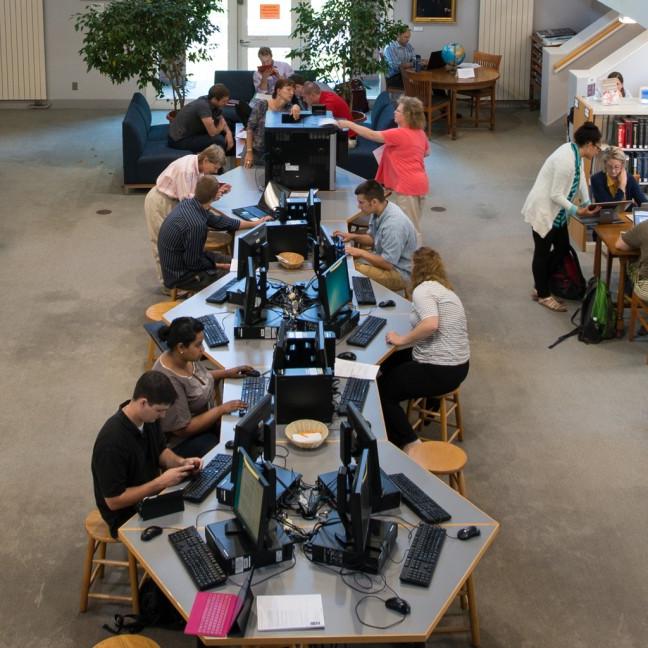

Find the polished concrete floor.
xmin=0 ymin=106 xmax=646 ymax=648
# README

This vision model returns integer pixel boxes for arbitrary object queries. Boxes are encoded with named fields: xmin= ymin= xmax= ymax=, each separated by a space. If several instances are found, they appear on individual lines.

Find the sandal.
xmin=531 ymin=289 xmax=564 ymax=304
xmin=538 ymin=296 xmax=567 ymax=312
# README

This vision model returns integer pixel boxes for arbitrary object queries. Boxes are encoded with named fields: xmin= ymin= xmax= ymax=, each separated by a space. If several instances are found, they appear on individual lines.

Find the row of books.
xmin=602 ymin=115 xmax=648 ymax=149
xmin=626 ymin=152 xmax=648 ymax=183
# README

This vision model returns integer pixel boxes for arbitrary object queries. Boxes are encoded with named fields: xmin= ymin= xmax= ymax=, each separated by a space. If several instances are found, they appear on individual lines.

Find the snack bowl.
xmin=284 ymin=419 xmax=329 ymax=449
xmin=276 ymin=251 xmax=304 ymax=269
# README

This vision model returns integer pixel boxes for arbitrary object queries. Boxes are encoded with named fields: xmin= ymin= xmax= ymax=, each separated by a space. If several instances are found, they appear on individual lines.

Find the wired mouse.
xmin=244 ymin=369 xmax=261 ymax=377
xmin=141 ymin=525 xmax=163 ymax=542
xmin=457 ymin=525 xmax=481 ymax=540
xmin=225 ymin=440 xmax=235 ymax=450
xmin=378 ymin=299 xmax=396 ymax=308
xmin=385 ymin=597 xmax=411 ymax=615
xmin=337 ymin=351 xmax=357 ymax=361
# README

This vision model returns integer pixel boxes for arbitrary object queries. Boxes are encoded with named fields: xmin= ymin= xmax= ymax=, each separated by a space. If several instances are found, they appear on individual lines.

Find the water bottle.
xmin=334 ymin=236 xmax=345 ymax=259
xmin=415 ymin=55 xmax=421 ymax=72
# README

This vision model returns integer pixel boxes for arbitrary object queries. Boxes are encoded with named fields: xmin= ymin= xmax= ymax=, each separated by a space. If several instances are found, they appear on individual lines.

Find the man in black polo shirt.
xmin=92 ymin=371 xmax=202 ymax=538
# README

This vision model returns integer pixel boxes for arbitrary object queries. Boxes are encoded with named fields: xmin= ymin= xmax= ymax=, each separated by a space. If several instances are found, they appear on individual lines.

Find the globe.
xmin=441 ymin=42 xmax=466 ymax=68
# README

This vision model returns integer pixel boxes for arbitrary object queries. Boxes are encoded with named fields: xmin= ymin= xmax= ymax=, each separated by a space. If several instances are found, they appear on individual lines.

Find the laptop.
xmin=633 ymin=207 xmax=648 ymax=226
xmin=426 ymin=50 xmax=445 ymax=70
xmin=585 ymin=200 xmax=633 ymax=224
xmin=231 ymin=180 xmax=288 ymax=221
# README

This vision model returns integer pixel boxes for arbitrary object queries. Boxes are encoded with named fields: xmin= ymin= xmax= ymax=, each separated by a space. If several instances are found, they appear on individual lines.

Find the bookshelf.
xmin=529 ymin=28 xmax=575 ymax=109
xmin=569 ymin=95 xmax=648 ymax=250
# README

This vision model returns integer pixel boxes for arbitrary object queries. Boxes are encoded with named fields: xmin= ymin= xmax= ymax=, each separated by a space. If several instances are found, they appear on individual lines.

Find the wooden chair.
xmin=407 ymin=388 xmax=464 ymax=443
xmin=80 ymin=510 xmax=140 ymax=613
xmin=628 ymin=289 xmax=648 ymax=364
xmin=92 ymin=636 xmax=161 ymax=648
xmin=403 ymin=69 xmax=451 ymax=137
xmin=144 ymin=300 xmax=180 ymax=368
xmin=458 ymin=51 xmax=502 ymax=130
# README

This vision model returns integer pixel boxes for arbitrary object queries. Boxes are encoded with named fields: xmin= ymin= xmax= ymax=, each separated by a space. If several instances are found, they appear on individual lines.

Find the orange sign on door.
xmin=260 ymin=3 xmax=280 ymax=19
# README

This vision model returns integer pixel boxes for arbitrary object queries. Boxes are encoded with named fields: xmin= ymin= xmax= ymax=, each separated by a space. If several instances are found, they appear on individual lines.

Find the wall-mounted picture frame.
xmin=412 ymin=0 xmax=456 ymax=23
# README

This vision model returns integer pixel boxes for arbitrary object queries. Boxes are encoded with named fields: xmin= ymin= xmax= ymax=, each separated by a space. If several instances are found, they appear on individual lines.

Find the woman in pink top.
xmin=338 ymin=96 xmax=429 ymax=242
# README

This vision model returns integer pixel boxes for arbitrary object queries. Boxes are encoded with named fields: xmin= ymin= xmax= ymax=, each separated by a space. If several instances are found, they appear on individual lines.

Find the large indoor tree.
xmin=74 ymin=0 xmax=223 ymax=111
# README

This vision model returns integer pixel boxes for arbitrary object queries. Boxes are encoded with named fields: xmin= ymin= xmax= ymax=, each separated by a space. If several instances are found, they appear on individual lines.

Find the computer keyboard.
xmin=346 ymin=315 xmax=387 ymax=347
xmin=197 ymin=314 xmax=229 ymax=347
xmin=239 ymin=376 xmax=268 ymax=416
xmin=399 ymin=524 xmax=446 ymax=587
xmin=168 ymin=525 xmax=227 ymax=590
xmin=206 ymin=277 xmax=238 ymax=304
xmin=389 ymin=473 xmax=451 ymax=524
xmin=352 ymin=276 xmax=377 ymax=305
xmin=183 ymin=454 xmax=232 ymax=503
xmin=338 ymin=377 xmax=370 ymax=415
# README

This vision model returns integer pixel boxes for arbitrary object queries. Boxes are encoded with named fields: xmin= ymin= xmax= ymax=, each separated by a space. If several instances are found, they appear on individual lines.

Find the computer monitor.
xmin=260 ymin=180 xmax=289 ymax=215
xmin=237 ymin=223 xmax=268 ymax=280
xmin=265 ymin=221 xmax=309 ymax=258
xmin=231 ymin=394 xmax=275 ymax=485
xmin=241 ymin=256 xmax=267 ymax=325
xmin=336 ymin=448 xmax=371 ymax=555
xmin=319 ymin=255 xmax=352 ymax=321
xmin=233 ymin=447 xmax=271 ymax=549
xmin=319 ymin=224 xmax=339 ymax=272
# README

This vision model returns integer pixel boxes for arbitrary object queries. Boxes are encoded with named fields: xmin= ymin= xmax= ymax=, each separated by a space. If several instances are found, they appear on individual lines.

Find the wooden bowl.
xmin=276 ymin=251 xmax=304 ymax=269
xmin=284 ymin=419 xmax=329 ymax=449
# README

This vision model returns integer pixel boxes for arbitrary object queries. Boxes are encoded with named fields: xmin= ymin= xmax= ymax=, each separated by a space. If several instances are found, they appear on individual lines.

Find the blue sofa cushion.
xmin=368 ymin=91 xmax=393 ymax=127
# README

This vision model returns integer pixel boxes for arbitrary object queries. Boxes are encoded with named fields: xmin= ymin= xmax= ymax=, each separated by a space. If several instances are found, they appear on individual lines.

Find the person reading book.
xmin=253 ymin=46 xmax=293 ymax=95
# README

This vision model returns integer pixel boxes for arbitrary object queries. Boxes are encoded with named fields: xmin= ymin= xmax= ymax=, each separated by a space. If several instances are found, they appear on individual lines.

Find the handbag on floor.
xmin=548 ymin=244 xmax=586 ymax=300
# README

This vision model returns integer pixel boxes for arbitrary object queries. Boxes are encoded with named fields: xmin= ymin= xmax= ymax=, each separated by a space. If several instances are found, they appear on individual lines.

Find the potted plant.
xmin=289 ymin=0 xmax=406 ymax=111
xmin=74 ymin=0 xmax=223 ymax=115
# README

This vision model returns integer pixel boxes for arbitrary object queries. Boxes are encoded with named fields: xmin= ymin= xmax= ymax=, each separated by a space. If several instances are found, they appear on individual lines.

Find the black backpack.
xmin=549 ymin=277 xmax=616 ymax=348
xmin=548 ymin=245 xmax=586 ymax=301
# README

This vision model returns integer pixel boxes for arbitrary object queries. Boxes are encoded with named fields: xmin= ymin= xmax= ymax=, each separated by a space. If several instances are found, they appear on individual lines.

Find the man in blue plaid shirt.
xmin=384 ymin=27 xmax=416 ymax=89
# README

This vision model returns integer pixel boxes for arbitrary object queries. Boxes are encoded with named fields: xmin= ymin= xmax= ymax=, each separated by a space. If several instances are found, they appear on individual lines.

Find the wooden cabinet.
xmin=529 ymin=29 xmax=575 ymax=109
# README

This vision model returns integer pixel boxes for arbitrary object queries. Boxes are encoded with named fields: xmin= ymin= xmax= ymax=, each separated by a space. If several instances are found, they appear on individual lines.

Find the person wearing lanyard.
xmin=522 ymin=122 xmax=602 ymax=312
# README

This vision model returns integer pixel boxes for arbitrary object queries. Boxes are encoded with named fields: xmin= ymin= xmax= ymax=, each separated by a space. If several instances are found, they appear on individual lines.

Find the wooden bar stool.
xmin=92 ymin=636 xmax=161 ymax=648
xmin=628 ymin=290 xmax=648 ymax=364
xmin=144 ymin=301 xmax=179 ymax=369
xmin=408 ymin=388 xmax=464 ymax=443
xmin=80 ymin=510 xmax=140 ymax=614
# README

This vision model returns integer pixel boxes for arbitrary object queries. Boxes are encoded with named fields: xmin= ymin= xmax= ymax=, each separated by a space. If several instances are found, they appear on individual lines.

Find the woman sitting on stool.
xmin=378 ymin=248 xmax=470 ymax=454
xmin=153 ymin=317 xmax=252 ymax=457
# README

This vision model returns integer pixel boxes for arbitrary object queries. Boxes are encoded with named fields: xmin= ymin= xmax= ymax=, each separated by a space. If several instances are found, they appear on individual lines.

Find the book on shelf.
xmin=600 ymin=115 xmax=648 ymax=150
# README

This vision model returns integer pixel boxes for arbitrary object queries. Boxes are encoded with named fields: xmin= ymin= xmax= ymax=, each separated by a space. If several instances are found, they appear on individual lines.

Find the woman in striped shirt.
xmin=378 ymin=248 xmax=470 ymax=453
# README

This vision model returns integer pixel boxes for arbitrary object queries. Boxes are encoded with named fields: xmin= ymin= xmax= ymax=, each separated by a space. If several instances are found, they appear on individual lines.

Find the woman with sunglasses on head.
xmin=522 ymin=121 xmax=602 ymax=312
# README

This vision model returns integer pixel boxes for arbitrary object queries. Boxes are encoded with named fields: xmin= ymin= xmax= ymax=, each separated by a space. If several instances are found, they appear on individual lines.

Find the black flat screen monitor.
xmin=233 ymin=447 xmax=270 ymax=549
xmin=241 ymin=256 xmax=267 ymax=325
xmin=319 ymin=224 xmax=338 ymax=272
xmin=349 ymin=448 xmax=372 ymax=553
xmin=265 ymin=221 xmax=309 ymax=258
xmin=237 ymin=223 xmax=268 ymax=280
xmin=319 ymin=255 xmax=352 ymax=320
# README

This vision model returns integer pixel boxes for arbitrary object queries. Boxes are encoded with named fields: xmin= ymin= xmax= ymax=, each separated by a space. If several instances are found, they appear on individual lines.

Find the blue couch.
xmin=339 ymin=92 xmax=396 ymax=179
xmin=122 ymin=93 xmax=191 ymax=187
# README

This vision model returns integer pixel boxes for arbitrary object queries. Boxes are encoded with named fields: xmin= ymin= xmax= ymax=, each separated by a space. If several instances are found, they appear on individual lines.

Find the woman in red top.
xmin=338 ymin=96 xmax=429 ymax=243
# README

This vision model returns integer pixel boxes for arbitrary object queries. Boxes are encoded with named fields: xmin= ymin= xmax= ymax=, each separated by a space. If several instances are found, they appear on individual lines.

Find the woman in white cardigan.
xmin=522 ymin=122 xmax=602 ymax=312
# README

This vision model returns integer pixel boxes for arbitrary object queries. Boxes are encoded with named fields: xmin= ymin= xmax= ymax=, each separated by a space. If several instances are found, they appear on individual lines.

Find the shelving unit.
xmin=529 ymin=28 xmax=575 ymax=109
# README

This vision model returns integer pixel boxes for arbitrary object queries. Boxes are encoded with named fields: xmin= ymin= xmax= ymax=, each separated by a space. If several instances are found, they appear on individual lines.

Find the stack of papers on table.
xmin=256 ymin=594 xmax=325 ymax=631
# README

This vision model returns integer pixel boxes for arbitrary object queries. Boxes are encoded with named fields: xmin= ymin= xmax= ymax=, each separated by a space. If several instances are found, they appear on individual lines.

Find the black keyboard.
xmin=168 ymin=526 xmax=227 ymax=590
xmin=206 ymin=277 xmax=238 ymax=304
xmin=338 ymin=378 xmax=370 ymax=415
xmin=346 ymin=315 xmax=387 ymax=347
xmin=390 ymin=473 xmax=451 ymax=524
xmin=240 ymin=376 xmax=268 ymax=416
xmin=399 ymin=524 xmax=446 ymax=587
xmin=352 ymin=276 xmax=377 ymax=305
xmin=197 ymin=314 xmax=229 ymax=347
xmin=183 ymin=454 xmax=232 ymax=503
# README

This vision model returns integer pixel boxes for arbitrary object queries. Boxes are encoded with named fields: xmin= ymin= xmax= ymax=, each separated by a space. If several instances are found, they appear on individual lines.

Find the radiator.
xmin=0 ymin=0 xmax=47 ymax=100
xmin=478 ymin=0 xmax=533 ymax=101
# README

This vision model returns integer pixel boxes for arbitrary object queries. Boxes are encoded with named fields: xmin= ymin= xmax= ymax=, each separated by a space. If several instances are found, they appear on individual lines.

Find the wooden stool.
xmin=205 ymin=230 xmax=233 ymax=256
xmin=144 ymin=301 xmax=180 ymax=369
xmin=408 ymin=388 xmax=464 ymax=443
xmin=408 ymin=440 xmax=468 ymax=496
xmin=409 ymin=442 xmax=479 ymax=646
xmin=80 ymin=510 xmax=140 ymax=614
xmin=628 ymin=290 xmax=648 ymax=365
xmin=92 ymin=636 xmax=161 ymax=648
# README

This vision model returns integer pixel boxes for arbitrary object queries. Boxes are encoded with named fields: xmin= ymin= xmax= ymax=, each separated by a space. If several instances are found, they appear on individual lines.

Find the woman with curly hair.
xmin=378 ymin=247 xmax=470 ymax=453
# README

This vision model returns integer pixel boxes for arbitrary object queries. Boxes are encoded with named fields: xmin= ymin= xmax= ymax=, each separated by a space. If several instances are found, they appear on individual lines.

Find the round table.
xmin=414 ymin=67 xmax=500 ymax=139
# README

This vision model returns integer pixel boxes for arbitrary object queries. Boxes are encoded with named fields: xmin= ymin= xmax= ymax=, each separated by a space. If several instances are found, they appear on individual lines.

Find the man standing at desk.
xmin=384 ymin=26 xmax=416 ymax=90
xmin=334 ymin=180 xmax=417 ymax=292
xmin=92 ymin=371 xmax=202 ymax=538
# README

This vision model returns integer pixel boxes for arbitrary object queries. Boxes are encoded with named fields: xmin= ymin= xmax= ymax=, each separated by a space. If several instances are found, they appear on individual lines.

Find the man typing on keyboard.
xmin=91 ymin=371 xmax=203 ymax=538
xmin=334 ymin=180 xmax=417 ymax=293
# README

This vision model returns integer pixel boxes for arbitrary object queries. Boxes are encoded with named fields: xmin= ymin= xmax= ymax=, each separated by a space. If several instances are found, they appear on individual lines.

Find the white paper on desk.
xmin=457 ymin=68 xmax=475 ymax=79
xmin=235 ymin=129 xmax=248 ymax=140
xmin=334 ymin=358 xmax=380 ymax=380
xmin=373 ymin=145 xmax=385 ymax=164
xmin=458 ymin=62 xmax=480 ymax=69
xmin=256 ymin=594 xmax=325 ymax=631
xmin=317 ymin=116 xmax=338 ymax=127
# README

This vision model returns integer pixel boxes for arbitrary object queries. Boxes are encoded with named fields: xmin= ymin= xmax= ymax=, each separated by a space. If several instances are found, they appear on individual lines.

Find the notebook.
xmin=256 ymin=594 xmax=325 ymax=631
xmin=232 ymin=180 xmax=288 ymax=221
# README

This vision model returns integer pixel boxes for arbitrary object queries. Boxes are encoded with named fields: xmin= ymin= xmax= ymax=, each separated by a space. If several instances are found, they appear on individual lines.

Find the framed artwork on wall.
xmin=412 ymin=0 xmax=456 ymax=23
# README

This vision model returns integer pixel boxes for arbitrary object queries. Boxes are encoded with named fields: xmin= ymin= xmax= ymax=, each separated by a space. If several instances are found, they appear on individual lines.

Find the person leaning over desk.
xmin=153 ymin=317 xmax=252 ymax=458
xmin=522 ymin=121 xmax=602 ymax=313
xmin=615 ymin=219 xmax=648 ymax=302
xmin=333 ymin=179 xmax=417 ymax=293
xmin=378 ymin=248 xmax=470 ymax=454
xmin=243 ymin=78 xmax=300 ymax=168
xmin=92 ymin=370 xmax=202 ymax=538
xmin=590 ymin=146 xmax=647 ymax=207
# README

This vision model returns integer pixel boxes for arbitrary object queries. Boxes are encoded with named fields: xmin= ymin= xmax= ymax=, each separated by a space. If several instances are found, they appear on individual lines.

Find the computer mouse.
xmin=245 ymin=369 xmax=261 ymax=377
xmin=378 ymin=299 xmax=396 ymax=308
xmin=337 ymin=351 xmax=357 ymax=361
xmin=385 ymin=597 xmax=411 ymax=615
xmin=457 ymin=525 xmax=481 ymax=541
xmin=140 ymin=525 xmax=163 ymax=542
xmin=225 ymin=440 xmax=235 ymax=450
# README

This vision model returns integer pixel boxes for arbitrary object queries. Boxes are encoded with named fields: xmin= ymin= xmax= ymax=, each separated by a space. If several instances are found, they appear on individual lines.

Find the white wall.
xmin=597 ymin=0 xmax=648 ymax=27
xmin=534 ymin=0 xmax=607 ymax=32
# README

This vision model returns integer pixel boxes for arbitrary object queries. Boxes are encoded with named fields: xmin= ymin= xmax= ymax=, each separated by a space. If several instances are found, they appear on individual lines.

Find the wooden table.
xmin=416 ymin=67 xmax=500 ymax=140
xmin=593 ymin=220 xmax=639 ymax=336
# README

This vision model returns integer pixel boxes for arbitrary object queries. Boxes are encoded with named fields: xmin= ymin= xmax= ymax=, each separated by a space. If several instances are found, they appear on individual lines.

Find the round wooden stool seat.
xmin=145 ymin=300 xmax=181 ymax=323
xmin=85 ymin=509 xmax=116 ymax=544
xmin=92 ymin=635 xmax=161 ymax=648
xmin=409 ymin=441 xmax=467 ymax=474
